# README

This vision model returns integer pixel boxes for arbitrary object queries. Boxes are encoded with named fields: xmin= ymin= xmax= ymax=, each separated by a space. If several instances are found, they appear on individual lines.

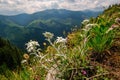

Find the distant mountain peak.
xmin=0 ymin=9 xmax=102 ymax=49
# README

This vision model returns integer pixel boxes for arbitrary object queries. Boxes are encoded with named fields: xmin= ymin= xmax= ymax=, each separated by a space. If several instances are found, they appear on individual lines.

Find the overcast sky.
xmin=0 ymin=0 xmax=120 ymax=15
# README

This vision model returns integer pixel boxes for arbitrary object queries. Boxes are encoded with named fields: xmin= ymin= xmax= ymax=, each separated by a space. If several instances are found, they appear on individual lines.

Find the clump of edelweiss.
xmin=55 ymin=37 xmax=67 ymax=44
xmin=83 ymin=23 xmax=98 ymax=32
xmin=25 ymin=40 xmax=40 ymax=52
xmin=106 ymin=18 xmax=120 ymax=34
xmin=82 ymin=19 xmax=89 ymax=25
xmin=43 ymin=32 xmax=54 ymax=39
xmin=85 ymin=23 xmax=97 ymax=28
xmin=115 ymin=18 xmax=120 ymax=24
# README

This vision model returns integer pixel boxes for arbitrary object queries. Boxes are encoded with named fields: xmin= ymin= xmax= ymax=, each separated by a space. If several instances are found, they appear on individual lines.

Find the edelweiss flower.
xmin=85 ymin=23 xmax=97 ymax=28
xmin=25 ymin=40 xmax=40 ymax=52
xmin=26 ymin=40 xmax=39 ymax=47
xmin=43 ymin=32 xmax=54 ymax=39
xmin=82 ymin=19 xmax=89 ymax=25
xmin=83 ymin=23 xmax=98 ymax=32
xmin=115 ymin=18 xmax=120 ymax=24
xmin=106 ymin=24 xmax=119 ymax=33
xmin=55 ymin=37 xmax=67 ymax=44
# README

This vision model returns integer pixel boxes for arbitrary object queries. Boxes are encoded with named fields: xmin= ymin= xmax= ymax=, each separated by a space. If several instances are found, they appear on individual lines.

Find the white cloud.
xmin=0 ymin=0 xmax=120 ymax=15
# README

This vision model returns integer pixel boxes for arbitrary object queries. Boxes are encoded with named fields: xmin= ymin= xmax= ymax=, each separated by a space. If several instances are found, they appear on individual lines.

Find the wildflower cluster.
xmin=85 ymin=23 xmax=97 ymax=28
xmin=43 ymin=32 xmax=90 ymax=79
xmin=25 ymin=40 xmax=40 ymax=52
xmin=81 ymin=19 xmax=89 ymax=25
xmin=106 ymin=24 xmax=119 ymax=33
xmin=21 ymin=17 xmax=119 ymax=80
xmin=22 ymin=26 xmax=110 ymax=80
xmin=43 ymin=31 xmax=54 ymax=39
xmin=115 ymin=17 xmax=120 ymax=24
xmin=55 ymin=37 xmax=67 ymax=44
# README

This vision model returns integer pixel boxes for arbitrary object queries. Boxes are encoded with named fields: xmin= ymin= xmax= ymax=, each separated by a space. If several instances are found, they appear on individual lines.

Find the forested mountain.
xmin=0 ymin=9 xmax=101 ymax=49
xmin=0 ymin=3 xmax=120 ymax=80
xmin=0 ymin=37 xmax=22 ymax=70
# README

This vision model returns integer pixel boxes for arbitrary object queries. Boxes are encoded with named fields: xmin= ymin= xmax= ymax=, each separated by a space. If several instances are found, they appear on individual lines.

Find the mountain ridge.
xmin=0 ymin=9 xmax=102 ymax=49
xmin=0 ymin=9 xmax=102 ymax=26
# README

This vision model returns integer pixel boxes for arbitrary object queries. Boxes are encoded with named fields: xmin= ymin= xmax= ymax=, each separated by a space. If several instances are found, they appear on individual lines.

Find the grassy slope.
xmin=67 ymin=4 xmax=120 ymax=79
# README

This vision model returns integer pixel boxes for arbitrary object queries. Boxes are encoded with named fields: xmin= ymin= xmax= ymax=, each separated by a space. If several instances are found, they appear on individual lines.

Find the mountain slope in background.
xmin=0 ymin=9 xmax=101 ymax=26
xmin=0 ymin=9 xmax=102 ymax=49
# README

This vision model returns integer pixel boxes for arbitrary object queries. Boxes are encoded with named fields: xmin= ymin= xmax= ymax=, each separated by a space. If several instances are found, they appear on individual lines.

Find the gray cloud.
xmin=66 ymin=0 xmax=75 ymax=3
xmin=51 ymin=2 xmax=59 ymax=9
xmin=0 ymin=0 xmax=119 ymax=15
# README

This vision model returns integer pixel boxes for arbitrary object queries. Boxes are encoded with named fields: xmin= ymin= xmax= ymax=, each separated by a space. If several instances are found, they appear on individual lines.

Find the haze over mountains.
xmin=0 ymin=9 xmax=102 ymax=49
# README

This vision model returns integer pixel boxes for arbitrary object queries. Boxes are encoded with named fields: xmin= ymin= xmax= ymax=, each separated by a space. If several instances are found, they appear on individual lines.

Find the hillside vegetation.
xmin=0 ymin=4 xmax=120 ymax=80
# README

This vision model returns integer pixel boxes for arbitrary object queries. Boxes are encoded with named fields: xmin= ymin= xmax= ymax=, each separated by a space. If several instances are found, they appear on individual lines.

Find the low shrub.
xmin=0 ymin=37 xmax=22 ymax=70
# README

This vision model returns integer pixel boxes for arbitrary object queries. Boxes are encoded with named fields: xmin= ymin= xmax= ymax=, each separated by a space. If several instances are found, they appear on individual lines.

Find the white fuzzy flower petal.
xmin=82 ymin=19 xmax=89 ymax=25
xmin=25 ymin=40 xmax=40 ymax=52
xmin=43 ymin=32 xmax=54 ymax=39
xmin=56 ymin=37 xmax=67 ymax=44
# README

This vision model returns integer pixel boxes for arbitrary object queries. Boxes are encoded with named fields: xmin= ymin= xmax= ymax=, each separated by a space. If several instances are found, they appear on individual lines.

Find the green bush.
xmin=0 ymin=37 xmax=23 ymax=70
xmin=88 ymin=18 xmax=115 ymax=53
